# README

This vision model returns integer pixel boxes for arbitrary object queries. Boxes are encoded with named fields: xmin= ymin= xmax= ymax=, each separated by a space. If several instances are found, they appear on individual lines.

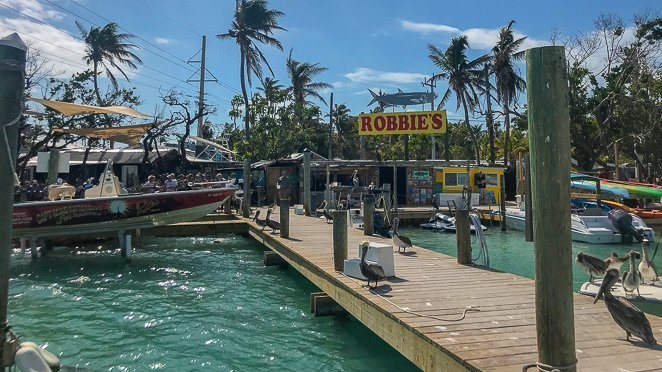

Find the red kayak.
xmin=12 ymin=188 xmax=236 ymax=239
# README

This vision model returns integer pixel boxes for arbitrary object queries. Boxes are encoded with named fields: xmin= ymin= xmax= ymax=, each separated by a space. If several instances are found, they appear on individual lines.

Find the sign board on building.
xmin=36 ymin=152 xmax=70 ymax=173
xmin=358 ymin=110 xmax=447 ymax=136
xmin=411 ymin=170 xmax=430 ymax=181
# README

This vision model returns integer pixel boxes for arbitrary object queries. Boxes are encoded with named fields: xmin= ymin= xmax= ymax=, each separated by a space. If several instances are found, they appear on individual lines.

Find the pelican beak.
xmin=594 ymin=286 xmax=604 ymax=304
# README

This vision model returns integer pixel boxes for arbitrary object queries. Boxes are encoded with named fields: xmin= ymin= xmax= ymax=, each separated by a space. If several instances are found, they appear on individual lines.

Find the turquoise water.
xmin=401 ymin=226 xmax=662 ymax=316
xmin=8 ymin=236 xmax=418 ymax=371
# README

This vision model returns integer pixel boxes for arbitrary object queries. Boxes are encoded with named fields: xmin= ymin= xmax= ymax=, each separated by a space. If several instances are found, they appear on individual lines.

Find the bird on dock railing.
xmin=604 ymin=251 xmax=629 ymax=271
xmin=265 ymin=209 xmax=280 ymax=233
xmin=252 ymin=210 xmax=267 ymax=230
xmin=639 ymin=240 xmax=659 ymax=286
xmin=432 ymin=198 xmax=439 ymax=211
xmin=576 ymin=251 xmax=607 ymax=283
xmin=622 ymin=250 xmax=642 ymax=298
xmin=594 ymin=268 xmax=657 ymax=345
xmin=392 ymin=217 xmax=412 ymax=253
xmin=323 ymin=209 xmax=334 ymax=224
xmin=360 ymin=241 xmax=386 ymax=288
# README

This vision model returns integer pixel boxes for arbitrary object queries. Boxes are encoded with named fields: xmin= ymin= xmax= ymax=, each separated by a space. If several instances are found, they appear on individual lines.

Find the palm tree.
xmin=257 ymin=77 xmax=284 ymax=115
xmin=76 ymin=21 xmax=142 ymax=104
xmin=218 ymin=0 xmax=285 ymax=136
xmin=492 ymin=20 xmax=526 ymax=166
xmin=286 ymin=49 xmax=332 ymax=106
xmin=429 ymin=36 xmax=489 ymax=163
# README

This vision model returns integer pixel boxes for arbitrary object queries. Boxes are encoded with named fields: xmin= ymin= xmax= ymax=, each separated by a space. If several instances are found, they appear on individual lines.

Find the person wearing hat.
xmin=164 ymin=173 xmax=178 ymax=192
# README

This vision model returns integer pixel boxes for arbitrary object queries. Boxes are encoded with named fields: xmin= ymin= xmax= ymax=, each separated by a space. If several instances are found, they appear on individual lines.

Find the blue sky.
xmin=0 ymin=0 xmax=658 ymax=135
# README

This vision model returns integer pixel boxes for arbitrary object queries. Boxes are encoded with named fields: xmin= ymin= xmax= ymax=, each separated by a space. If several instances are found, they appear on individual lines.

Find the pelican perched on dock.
xmin=594 ymin=269 xmax=657 ymax=345
xmin=352 ymin=170 xmax=359 ymax=190
xmin=323 ymin=209 xmax=334 ymax=224
xmin=604 ymin=251 xmax=629 ymax=271
xmin=392 ymin=217 xmax=412 ymax=253
xmin=432 ymin=198 xmax=439 ymax=211
xmin=622 ymin=251 xmax=642 ymax=298
xmin=265 ymin=209 xmax=280 ymax=233
xmin=359 ymin=241 xmax=386 ymax=288
xmin=576 ymin=252 xmax=607 ymax=283
xmin=639 ymin=240 xmax=659 ymax=286
xmin=252 ymin=210 xmax=267 ymax=230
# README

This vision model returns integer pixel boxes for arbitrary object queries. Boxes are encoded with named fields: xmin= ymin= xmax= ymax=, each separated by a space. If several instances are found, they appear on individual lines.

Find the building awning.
xmin=53 ymin=123 xmax=157 ymax=147
xmin=29 ymin=97 xmax=150 ymax=118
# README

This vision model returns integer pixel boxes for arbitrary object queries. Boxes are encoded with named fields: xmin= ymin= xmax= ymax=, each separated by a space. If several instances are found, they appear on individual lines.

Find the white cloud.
xmin=154 ymin=37 xmax=171 ymax=45
xmin=4 ymin=0 xmax=63 ymax=22
xmin=344 ymin=67 xmax=426 ymax=84
xmin=401 ymin=20 xmax=547 ymax=50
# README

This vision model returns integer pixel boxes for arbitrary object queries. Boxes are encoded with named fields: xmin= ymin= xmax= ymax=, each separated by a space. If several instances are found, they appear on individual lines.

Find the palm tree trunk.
xmin=503 ymin=103 xmax=510 ymax=167
xmin=93 ymin=62 xmax=114 ymax=149
xmin=239 ymin=49 xmax=250 ymax=137
xmin=461 ymin=95 xmax=480 ymax=164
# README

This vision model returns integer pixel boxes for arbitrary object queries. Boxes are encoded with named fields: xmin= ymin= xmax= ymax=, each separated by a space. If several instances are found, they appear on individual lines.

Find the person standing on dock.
xmin=475 ymin=170 xmax=487 ymax=205
xmin=277 ymin=170 xmax=290 ymax=203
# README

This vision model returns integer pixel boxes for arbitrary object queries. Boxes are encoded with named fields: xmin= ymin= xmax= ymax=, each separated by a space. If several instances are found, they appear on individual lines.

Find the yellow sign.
xmin=358 ymin=110 xmax=447 ymax=136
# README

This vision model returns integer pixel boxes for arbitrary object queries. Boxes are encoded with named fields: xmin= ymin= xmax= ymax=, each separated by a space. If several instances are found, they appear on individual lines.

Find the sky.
xmin=0 ymin=0 xmax=659 ymax=136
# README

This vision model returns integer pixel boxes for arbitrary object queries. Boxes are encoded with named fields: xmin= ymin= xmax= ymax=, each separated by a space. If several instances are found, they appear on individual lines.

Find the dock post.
xmin=0 ymin=34 xmax=26 ymax=347
xmin=499 ymin=173 xmax=507 ymax=231
xmin=526 ymin=46 xmax=576 ymax=371
xmin=279 ymin=200 xmax=290 ymax=238
xmin=29 ymin=239 xmax=38 ymax=260
xmin=303 ymin=151 xmax=311 ymax=216
xmin=119 ymin=230 xmax=127 ymax=257
xmin=332 ymin=210 xmax=348 ymax=271
xmin=125 ymin=234 xmax=132 ymax=261
xmin=46 ymin=149 xmax=60 ymax=186
xmin=19 ymin=238 xmax=26 ymax=255
xmin=455 ymin=209 xmax=471 ymax=264
xmin=242 ymin=158 xmax=251 ymax=218
xmin=524 ymin=154 xmax=534 ymax=242
xmin=363 ymin=196 xmax=374 ymax=236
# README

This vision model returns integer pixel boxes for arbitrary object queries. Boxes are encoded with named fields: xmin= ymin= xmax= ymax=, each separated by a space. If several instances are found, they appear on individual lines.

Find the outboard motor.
xmin=609 ymin=209 xmax=645 ymax=243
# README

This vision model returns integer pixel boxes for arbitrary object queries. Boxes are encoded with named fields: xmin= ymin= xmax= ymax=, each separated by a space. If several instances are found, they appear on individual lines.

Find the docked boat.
xmin=12 ymin=164 xmax=237 ymax=239
xmin=420 ymin=213 xmax=487 ymax=233
xmin=505 ymin=206 xmax=655 ymax=244
xmin=579 ymin=280 xmax=662 ymax=304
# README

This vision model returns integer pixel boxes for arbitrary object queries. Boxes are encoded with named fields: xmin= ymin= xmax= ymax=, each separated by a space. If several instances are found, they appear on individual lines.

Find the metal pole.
xmin=526 ymin=46 xmax=576 ymax=371
xmin=0 ymin=32 xmax=26 ymax=364
xmin=197 ymin=35 xmax=207 ymax=138
xmin=242 ymin=158 xmax=251 ymax=218
xmin=328 ymin=92 xmax=333 ymax=160
xmin=303 ymin=151 xmax=311 ymax=216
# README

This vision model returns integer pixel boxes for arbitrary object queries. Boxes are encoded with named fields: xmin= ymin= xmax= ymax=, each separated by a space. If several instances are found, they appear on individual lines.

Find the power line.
xmin=132 ymin=0 xmax=201 ymax=37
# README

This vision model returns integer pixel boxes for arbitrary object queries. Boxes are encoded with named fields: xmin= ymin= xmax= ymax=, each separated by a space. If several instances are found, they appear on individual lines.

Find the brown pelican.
xmin=392 ymin=217 xmax=412 ymax=253
xmin=432 ymin=198 xmax=439 ymax=211
xmin=352 ymin=170 xmax=360 ymax=190
xmin=622 ymin=251 xmax=642 ymax=298
xmin=604 ymin=251 xmax=629 ymax=271
xmin=323 ymin=209 xmax=334 ymax=224
xmin=359 ymin=241 xmax=386 ymax=288
xmin=252 ymin=210 xmax=267 ymax=230
xmin=639 ymin=240 xmax=659 ymax=286
xmin=265 ymin=209 xmax=280 ymax=233
xmin=594 ymin=269 xmax=657 ymax=345
xmin=576 ymin=252 xmax=607 ymax=283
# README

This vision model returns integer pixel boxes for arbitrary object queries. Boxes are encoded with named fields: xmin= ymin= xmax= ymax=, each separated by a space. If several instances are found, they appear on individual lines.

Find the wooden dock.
xmin=245 ymin=207 xmax=662 ymax=372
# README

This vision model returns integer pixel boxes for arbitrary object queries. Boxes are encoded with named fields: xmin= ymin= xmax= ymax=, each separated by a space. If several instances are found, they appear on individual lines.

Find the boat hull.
xmin=12 ymin=188 xmax=236 ymax=239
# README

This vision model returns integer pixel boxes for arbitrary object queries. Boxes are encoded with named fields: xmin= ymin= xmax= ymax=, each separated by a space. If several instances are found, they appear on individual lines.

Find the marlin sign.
xmin=367 ymin=89 xmax=437 ymax=108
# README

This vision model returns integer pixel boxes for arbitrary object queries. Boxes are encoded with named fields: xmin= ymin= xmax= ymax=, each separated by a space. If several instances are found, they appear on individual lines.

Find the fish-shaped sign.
xmin=367 ymin=89 xmax=437 ymax=108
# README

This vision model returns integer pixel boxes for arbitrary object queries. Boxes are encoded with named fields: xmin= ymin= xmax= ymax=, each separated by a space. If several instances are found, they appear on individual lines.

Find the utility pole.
xmin=328 ymin=92 xmax=333 ymax=159
xmin=187 ymin=35 xmax=217 ymax=155
xmin=422 ymin=76 xmax=436 ymax=160
xmin=0 ymin=33 xmax=26 ymax=367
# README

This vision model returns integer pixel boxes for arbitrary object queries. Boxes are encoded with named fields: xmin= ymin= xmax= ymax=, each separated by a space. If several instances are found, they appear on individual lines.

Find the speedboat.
xmin=420 ymin=213 xmax=487 ymax=234
xmin=505 ymin=205 xmax=655 ymax=244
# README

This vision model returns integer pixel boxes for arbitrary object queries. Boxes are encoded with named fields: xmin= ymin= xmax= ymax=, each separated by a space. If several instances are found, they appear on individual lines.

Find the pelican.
xmin=352 ymin=170 xmax=359 ymax=190
xmin=604 ymin=251 xmax=628 ymax=271
xmin=576 ymin=252 xmax=607 ymax=283
xmin=359 ymin=241 xmax=386 ymax=288
xmin=622 ymin=251 xmax=642 ymax=298
xmin=252 ymin=210 xmax=267 ymax=230
xmin=265 ymin=209 xmax=280 ymax=233
xmin=323 ymin=209 xmax=334 ymax=224
xmin=392 ymin=217 xmax=412 ymax=253
xmin=432 ymin=198 xmax=439 ymax=211
xmin=639 ymin=240 xmax=659 ymax=286
xmin=594 ymin=269 xmax=657 ymax=345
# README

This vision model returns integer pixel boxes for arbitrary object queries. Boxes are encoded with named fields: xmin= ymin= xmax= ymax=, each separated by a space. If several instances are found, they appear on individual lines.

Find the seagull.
xmin=392 ymin=217 xmax=413 ymax=253
xmin=576 ymin=252 xmax=607 ymax=283
xmin=594 ymin=268 xmax=656 ymax=345
xmin=639 ymin=240 xmax=658 ymax=286
xmin=359 ymin=241 xmax=386 ymax=288
xmin=265 ymin=209 xmax=280 ymax=233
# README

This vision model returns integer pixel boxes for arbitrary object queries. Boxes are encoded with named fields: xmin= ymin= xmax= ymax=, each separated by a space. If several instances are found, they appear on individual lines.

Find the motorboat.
xmin=12 ymin=163 xmax=237 ymax=239
xmin=420 ymin=213 xmax=487 ymax=234
xmin=505 ymin=205 xmax=655 ymax=244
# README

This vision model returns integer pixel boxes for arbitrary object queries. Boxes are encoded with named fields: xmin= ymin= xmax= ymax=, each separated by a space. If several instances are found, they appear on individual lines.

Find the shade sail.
xmin=53 ymin=123 xmax=156 ymax=147
xmin=29 ymin=97 xmax=149 ymax=118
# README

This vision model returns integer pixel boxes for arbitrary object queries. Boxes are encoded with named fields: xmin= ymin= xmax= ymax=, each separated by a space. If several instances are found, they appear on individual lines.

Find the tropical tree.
xmin=285 ymin=49 xmax=332 ymax=106
xmin=76 ymin=21 xmax=142 ymax=104
xmin=492 ymin=20 xmax=526 ymax=166
xmin=217 ymin=0 xmax=285 ymax=136
xmin=428 ymin=36 xmax=489 ymax=163
xmin=257 ymin=77 xmax=284 ymax=115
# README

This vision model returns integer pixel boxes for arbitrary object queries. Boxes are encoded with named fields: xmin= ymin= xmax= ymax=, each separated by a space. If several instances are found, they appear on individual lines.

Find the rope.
xmin=522 ymin=360 xmax=578 ymax=372
xmin=340 ymin=272 xmax=480 ymax=322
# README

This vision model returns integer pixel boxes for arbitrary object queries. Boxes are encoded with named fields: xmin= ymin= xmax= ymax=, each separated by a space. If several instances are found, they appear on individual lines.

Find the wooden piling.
xmin=46 ymin=149 xmax=60 ymax=186
xmin=499 ymin=173 xmax=507 ymax=231
xmin=524 ymin=154 xmax=534 ymax=242
xmin=303 ymin=151 xmax=311 ymax=216
xmin=332 ymin=210 xmax=347 ymax=271
xmin=310 ymin=292 xmax=347 ymax=317
xmin=242 ymin=158 xmax=251 ymax=218
xmin=263 ymin=251 xmax=287 ymax=266
xmin=279 ymin=200 xmax=289 ymax=238
xmin=526 ymin=46 xmax=576 ymax=371
xmin=363 ymin=197 xmax=374 ymax=236
xmin=455 ymin=209 xmax=471 ymax=265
